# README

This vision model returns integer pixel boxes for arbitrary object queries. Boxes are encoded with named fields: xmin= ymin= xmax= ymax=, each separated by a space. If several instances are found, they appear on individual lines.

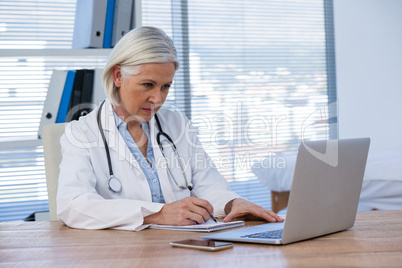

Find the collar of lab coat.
xmin=99 ymin=99 xmax=177 ymax=203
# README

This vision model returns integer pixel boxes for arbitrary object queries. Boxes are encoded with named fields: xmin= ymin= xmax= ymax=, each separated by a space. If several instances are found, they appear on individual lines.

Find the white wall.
xmin=333 ymin=0 xmax=402 ymax=152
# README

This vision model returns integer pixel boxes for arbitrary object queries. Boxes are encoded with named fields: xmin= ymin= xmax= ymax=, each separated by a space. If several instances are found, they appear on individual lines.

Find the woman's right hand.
xmin=144 ymin=197 xmax=214 ymax=225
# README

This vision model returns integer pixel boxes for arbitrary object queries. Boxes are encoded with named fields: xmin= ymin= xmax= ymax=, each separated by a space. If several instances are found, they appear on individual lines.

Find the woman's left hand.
xmin=223 ymin=198 xmax=284 ymax=223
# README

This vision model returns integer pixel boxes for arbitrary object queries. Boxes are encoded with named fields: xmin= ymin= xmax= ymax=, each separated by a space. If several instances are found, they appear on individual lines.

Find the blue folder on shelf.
xmin=56 ymin=71 xmax=76 ymax=123
xmin=103 ymin=0 xmax=116 ymax=48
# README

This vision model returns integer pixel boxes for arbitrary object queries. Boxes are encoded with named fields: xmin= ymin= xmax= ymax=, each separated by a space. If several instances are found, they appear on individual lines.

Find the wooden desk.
xmin=1 ymin=210 xmax=401 ymax=267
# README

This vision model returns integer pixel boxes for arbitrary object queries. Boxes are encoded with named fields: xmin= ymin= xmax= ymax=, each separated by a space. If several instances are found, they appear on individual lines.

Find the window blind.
xmin=0 ymin=0 xmax=108 ymax=221
xmin=142 ymin=0 xmax=337 ymax=209
xmin=0 ymin=0 xmax=337 ymax=221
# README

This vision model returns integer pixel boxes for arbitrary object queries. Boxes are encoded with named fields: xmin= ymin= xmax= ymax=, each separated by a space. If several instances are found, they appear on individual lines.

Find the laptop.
xmin=203 ymin=138 xmax=370 ymax=245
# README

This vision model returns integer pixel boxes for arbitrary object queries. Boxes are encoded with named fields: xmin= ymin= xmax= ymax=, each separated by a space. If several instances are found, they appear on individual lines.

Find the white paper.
xmin=148 ymin=220 xmax=245 ymax=232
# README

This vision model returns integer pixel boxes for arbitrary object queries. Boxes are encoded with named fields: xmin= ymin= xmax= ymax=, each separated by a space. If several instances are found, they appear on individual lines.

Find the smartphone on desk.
xmin=170 ymin=239 xmax=233 ymax=251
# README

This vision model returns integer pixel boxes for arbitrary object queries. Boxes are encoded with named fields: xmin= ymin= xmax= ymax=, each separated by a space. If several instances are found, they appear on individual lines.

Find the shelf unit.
xmin=0 ymin=49 xmax=111 ymax=58
xmin=0 ymin=49 xmax=111 ymax=149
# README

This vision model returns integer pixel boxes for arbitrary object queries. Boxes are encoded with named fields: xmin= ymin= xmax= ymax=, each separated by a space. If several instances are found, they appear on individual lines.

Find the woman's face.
xmin=112 ymin=62 xmax=176 ymax=124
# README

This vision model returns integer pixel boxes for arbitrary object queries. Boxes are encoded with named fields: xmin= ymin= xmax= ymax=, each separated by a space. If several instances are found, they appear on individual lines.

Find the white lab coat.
xmin=57 ymin=99 xmax=240 ymax=231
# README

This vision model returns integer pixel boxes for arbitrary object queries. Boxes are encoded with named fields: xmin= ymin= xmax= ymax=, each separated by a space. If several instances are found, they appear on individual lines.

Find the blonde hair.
xmin=102 ymin=26 xmax=180 ymax=105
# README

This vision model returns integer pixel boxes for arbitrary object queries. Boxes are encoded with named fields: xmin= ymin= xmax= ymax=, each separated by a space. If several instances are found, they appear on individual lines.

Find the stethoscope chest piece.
xmin=108 ymin=176 xmax=122 ymax=193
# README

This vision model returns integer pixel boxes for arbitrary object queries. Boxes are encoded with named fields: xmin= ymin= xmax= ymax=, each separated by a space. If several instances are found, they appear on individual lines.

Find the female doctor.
xmin=57 ymin=26 xmax=283 ymax=231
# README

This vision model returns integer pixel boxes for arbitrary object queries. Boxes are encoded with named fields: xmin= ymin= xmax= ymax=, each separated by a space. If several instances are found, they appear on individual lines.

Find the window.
xmin=142 ymin=0 xmax=337 ymax=207
xmin=0 ymin=0 xmax=107 ymax=221
xmin=0 ymin=0 xmax=337 ymax=221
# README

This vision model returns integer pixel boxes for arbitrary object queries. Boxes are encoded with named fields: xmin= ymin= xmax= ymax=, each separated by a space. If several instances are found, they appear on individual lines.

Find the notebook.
xmin=149 ymin=220 xmax=244 ymax=232
xmin=203 ymin=138 xmax=370 ymax=245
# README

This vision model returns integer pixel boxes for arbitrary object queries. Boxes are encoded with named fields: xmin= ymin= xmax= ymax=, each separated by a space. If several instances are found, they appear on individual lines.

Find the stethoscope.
xmin=97 ymin=100 xmax=193 ymax=194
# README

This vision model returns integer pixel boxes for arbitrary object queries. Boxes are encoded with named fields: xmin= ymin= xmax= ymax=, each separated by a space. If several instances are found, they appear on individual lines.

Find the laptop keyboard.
xmin=241 ymin=229 xmax=283 ymax=239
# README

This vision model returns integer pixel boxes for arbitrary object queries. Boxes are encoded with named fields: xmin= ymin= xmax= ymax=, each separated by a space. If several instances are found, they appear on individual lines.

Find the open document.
xmin=148 ymin=220 xmax=244 ymax=232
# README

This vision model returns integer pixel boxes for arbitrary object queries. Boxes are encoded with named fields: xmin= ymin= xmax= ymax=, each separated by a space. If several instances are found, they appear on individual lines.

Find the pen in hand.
xmin=187 ymin=185 xmax=218 ymax=223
